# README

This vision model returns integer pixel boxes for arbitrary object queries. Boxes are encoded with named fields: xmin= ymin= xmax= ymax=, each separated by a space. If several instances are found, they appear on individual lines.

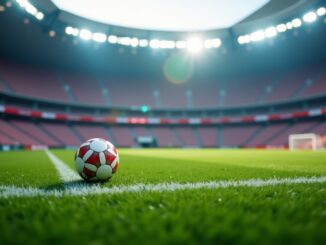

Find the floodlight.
xmin=316 ymin=7 xmax=325 ymax=16
xmin=25 ymin=3 xmax=37 ymax=15
xmin=79 ymin=29 xmax=92 ymax=40
xmin=276 ymin=24 xmax=287 ymax=32
xmin=176 ymin=41 xmax=186 ymax=49
xmin=265 ymin=27 xmax=277 ymax=38
xmin=292 ymin=18 xmax=302 ymax=28
xmin=303 ymin=12 xmax=317 ymax=23
xmin=286 ymin=22 xmax=293 ymax=29
xmin=118 ymin=37 xmax=132 ymax=46
xmin=186 ymin=37 xmax=203 ymax=54
xmin=35 ymin=12 xmax=44 ymax=20
xmin=149 ymin=39 xmax=160 ymax=49
xmin=92 ymin=33 xmax=106 ymax=43
xmin=108 ymin=35 xmax=118 ymax=44
xmin=250 ymin=30 xmax=265 ymax=42
xmin=204 ymin=38 xmax=221 ymax=48
xmin=130 ymin=38 xmax=139 ymax=47
xmin=159 ymin=40 xmax=175 ymax=49
xmin=139 ymin=39 xmax=148 ymax=47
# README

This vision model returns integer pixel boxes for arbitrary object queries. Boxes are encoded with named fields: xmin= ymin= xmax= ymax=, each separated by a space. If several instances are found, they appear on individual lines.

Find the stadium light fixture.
xmin=316 ymin=7 xmax=326 ymax=16
xmin=291 ymin=18 xmax=302 ymax=28
xmin=130 ymin=38 xmax=139 ymax=47
xmin=139 ymin=39 xmax=149 ymax=47
xmin=186 ymin=37 xmax=203 ymax=54
xmin=264 ymin=27 xmax=277 ymax=38
xmin=118 ymin=37 xmax=132 ymax=46
xmin=79 ymin=29 xmax=92 ymax=40
xmin=35 ymin=12 xmax=44 ymax=20
xmin=204 ymin=38 xmax=221 ymax=48
xmin=276 ymin=24 xmax=287 ymax=32
xmin=303 ymin=12 xmax=317 ymax=23
xmin=108 ymin=35 xmax=118 ymax=44
xmin=159 ymin=40 xmax=175 ymax=49
xmin=176 ymin=41 xmax=186 ymax=49
xmin=237 ymin=35 xmax=251 ymax=44
xmin=15 ymin=0 xmax=44 ymax=20
xmin=149 ymin=39 xmax=160 ymax=49
xmin=65 ymin=26 xmax=79 ymax=36
xmin=286 ymin=22 xmax=293 ymax=29
xmin=250 ymin=30 xmax=265 ymax=42
xmin=92 ymin=32 xmax=106 ymax=43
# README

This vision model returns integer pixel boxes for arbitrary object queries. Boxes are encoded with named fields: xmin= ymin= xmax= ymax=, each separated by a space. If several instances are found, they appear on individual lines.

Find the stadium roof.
xmin=51 ymin=0 xmax=270 ymax=31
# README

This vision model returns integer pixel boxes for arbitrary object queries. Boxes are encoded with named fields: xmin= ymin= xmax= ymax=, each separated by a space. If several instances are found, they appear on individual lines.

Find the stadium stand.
xmin=151 ymin=127 xmax=181 ymax=147
xmin=0 ymin=62 xmax=69 ymax=102
xmin=0 ymin=62 xmax=325 ymax=108
xmin=175 ymin=127 xmax=198 ymax=147
xmin=197 ymin=127 xmax=218 ymax=147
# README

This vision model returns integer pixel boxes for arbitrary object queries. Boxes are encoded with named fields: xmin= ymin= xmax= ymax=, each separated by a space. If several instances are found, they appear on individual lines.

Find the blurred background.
xmin=0 ymin=0 xmax=325 ymax=150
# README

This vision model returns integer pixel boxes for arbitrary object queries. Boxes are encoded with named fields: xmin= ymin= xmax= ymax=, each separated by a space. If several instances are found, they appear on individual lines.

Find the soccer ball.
xmin=74 ymin=138 xmax=119 ymax=182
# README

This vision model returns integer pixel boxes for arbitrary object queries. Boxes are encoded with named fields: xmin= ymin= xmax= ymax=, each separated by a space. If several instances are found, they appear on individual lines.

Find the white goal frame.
xmin=289 ymin=133 xmax=322 ymax=151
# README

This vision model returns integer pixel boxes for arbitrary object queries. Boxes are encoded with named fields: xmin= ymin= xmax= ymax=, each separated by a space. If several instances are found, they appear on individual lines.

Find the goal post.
xmin=289 ymin=133 xmax=323 ymax=151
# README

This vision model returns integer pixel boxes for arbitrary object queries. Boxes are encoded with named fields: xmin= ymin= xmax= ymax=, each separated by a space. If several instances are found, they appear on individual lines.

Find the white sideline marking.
xmin=45 ymin=150 xmax=81 ymax=185
xmin=0 ymin=176 xmax=325 ymax=198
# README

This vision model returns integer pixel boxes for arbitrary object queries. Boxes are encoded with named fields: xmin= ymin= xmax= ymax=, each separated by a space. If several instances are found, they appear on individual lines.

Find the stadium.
xmin=0 ymin=0 xmax=325 ymax=244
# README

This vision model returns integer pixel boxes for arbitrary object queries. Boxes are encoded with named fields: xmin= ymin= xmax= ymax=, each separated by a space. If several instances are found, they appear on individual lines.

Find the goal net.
xmin=289 ymin=133 xmax=324 ymax=151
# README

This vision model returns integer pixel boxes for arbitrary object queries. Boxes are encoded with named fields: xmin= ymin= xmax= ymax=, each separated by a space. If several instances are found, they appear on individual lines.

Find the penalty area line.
xmin=0 ymin=176 xmax=326 ymax=198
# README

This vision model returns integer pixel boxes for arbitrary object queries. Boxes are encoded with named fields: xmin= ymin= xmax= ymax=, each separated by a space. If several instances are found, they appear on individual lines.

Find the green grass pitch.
xmin=0 ymin=149 xmax=325 ymax=244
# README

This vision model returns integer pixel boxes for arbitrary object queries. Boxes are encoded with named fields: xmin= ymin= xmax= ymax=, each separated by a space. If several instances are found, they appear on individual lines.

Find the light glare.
xmin=108 ymin=35 xmax=118 ymax=43
xmin=92 ymin=32 xmax=106 ymax=43
xmin=79 ymin=29 xmax=92 ymax=40
xmin=250 ymin=30 xmax=265 ymax=42
xmin=292 ymin=18 xmax=302 ymax=28
xmin=276 ymin=24 xmax=287 ymax=32
xmin=316 ymin=7 xmax=326 ymax=16
xmin=186 ymin=37 xmax=203 ymax=54
xmin=303 ymin=12 xmax=317 ymax=23
xmin=176 ymin=41 xmax=186 ymax=49
xmin=264 ymin=27 xmax=277 ymax=38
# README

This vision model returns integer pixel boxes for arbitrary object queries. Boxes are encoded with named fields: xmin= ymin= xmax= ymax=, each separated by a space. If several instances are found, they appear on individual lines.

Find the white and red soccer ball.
xmin=74 ymin=138 xmax=119 ymax=182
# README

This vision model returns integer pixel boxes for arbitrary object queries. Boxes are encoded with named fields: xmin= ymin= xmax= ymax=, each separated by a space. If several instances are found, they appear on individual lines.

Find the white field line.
xmin=0 ymin=176 xmax=325 ymax=198
xmin=45 ymin=150 xmax=81 ymax=185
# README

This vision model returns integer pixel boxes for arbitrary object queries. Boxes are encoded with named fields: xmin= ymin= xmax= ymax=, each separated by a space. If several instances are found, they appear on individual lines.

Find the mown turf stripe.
xmin=45 ymin=150 xmax=81 ymax=185
xmin=0 ymin=176 xmax=325 ymax=198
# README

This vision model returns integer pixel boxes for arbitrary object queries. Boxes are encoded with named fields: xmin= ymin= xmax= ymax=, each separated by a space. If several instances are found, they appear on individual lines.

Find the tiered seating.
xmin=0 ymin=119 xmax=39 ymax=145
xmin=63 ymin=73 xmax=106 ymax=105
xmin=41 ymin=122 xmax=81 ymax=146
xmin=248 ymin=124 xmax=289 ymax=147
xmin=221 ymin=125 xmax=261 ymax=147
xmin=263 ymin=69 xmax=314 ymax=103
xmin=175 ymin=127 xmax=198 ymax=147
xmin=299 ymin=73 xmax=326 ymax=98
xmin=156 ymin=81 xmax=188 ymax=108
xmin=198 ymin=127 xmax=218 ymax=147
xmin=151 ymin=127 xmax=181 ymax=147
xmin=110 ymin=126 xmax=134 ymax=147
xmin=73 ymin=125 xmax=110 ymax=142
xmin=1 ymin=61 xmax=325 ymax=108
xmin=191 ymin=82 xmax=220 ymax=108
xmin=267 ymin=121 xmax=318 ymax=146
xmin=12 ymin=121 xmax=60 ymax=146
xmin=104 ymin=79 xmax=155 ymax=106
xmin=223 ymin=76 xmax=270 ymax=107
xmin=0 ymin=62 xmax=68 ymax=101
xmin=309 ymin=122 xmax=326 ymax=136
xmin=133 ymin=126 xmax=151 ymax=136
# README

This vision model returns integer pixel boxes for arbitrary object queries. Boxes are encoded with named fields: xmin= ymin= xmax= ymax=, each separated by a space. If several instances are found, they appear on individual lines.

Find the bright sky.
xmin=52 ymin=0 xmax=270 ymax=31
